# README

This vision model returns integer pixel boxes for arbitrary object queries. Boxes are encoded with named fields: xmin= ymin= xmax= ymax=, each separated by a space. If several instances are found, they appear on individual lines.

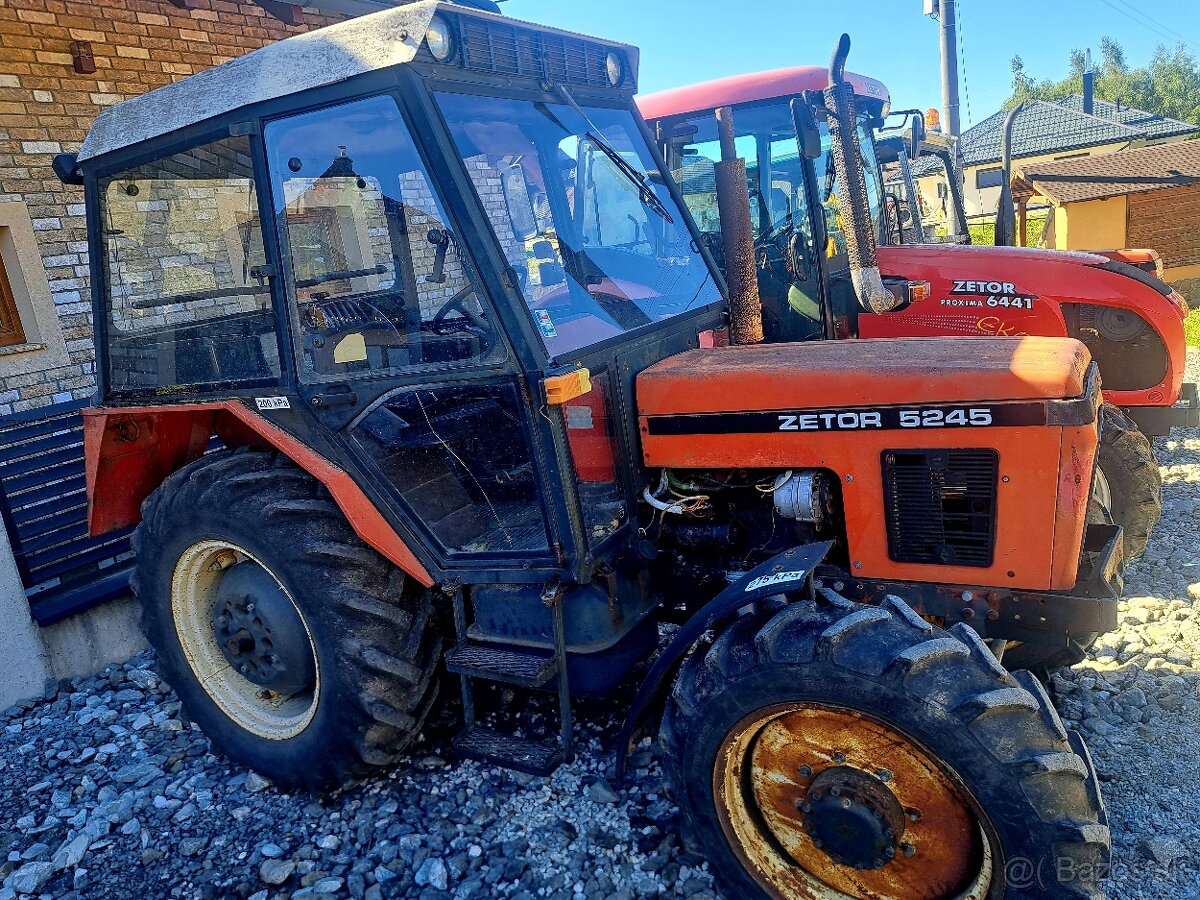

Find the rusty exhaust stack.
xmin=823 ymin=34 xmax=899 ymax=314
xmin=713 ymin=106 xmax=763 ymax=345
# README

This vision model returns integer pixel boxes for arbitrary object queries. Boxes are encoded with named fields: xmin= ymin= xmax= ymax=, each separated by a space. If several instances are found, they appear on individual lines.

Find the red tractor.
xmin=640 ymin=62 xmax=1196 ymax=571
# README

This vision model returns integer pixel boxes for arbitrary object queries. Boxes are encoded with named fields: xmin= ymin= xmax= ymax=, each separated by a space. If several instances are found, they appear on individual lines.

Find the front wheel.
xmin=662 ymin=593 xmax=1109 ymax=899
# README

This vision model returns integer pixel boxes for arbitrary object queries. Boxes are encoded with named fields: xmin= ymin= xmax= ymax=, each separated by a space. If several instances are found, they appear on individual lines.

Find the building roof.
xmin=1058 ymin=95 xmax=1198 ymax=141
xmin=1014 ymin=138 xmax=1200 ymax=204
xmin=637 ymin=66 xmax=890 ymax=121
xmin=79 ymin=1 xmax=637 ymax=164
xmin=956 ymin=96 xmax=1197 ymax=168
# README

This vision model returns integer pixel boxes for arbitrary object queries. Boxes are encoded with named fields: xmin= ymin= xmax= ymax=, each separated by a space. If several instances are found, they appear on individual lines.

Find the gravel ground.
xmin=1 ymin=352 xmax=1198 ymax=900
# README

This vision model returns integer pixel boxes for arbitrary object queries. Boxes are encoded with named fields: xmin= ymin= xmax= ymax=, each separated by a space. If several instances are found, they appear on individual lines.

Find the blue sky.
xmin=505 ymin=0 xmax=1200 ymax=128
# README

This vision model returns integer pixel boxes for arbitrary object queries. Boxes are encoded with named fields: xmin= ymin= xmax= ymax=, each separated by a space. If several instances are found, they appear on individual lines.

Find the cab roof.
xmin=637 ymin=66 xmax=890 ymax=121
xmin=78 ymin=0 xmax=638 ymax=165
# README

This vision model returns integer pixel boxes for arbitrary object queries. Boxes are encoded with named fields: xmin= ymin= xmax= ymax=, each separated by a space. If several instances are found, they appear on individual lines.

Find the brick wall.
xmin=0 ymin=0 xmax=347 ymax=414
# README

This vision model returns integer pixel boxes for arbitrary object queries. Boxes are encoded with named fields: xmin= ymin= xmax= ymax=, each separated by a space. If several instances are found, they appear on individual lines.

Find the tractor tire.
xmin=662 ymin=593 xmax=1109 ymax=899
xmin=131 ymin=449 xmax=441 ymax=791
xmin=1098 ymin=402 xmax=1161 ymax=561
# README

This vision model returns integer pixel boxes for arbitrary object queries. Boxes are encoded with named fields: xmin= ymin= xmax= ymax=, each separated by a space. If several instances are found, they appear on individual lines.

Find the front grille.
xmin=456 ymin=17 xmax=626 ymax=89
xmin=883 ymin=449 xmax=998 ymax=568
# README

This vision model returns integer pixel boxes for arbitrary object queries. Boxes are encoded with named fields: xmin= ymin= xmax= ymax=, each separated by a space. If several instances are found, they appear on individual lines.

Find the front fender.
xmin=613 ymin=541 xmax=832 ymax=782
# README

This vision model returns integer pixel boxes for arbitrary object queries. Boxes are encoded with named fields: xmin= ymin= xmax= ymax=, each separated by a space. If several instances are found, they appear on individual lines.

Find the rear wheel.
xmin=662 ymin=593 xmax=1109 ymax=899
xmin=132 ymin=450 xmax=441 ymax=790
xmin=1097 ymin=402 xmax=1160 ymax=561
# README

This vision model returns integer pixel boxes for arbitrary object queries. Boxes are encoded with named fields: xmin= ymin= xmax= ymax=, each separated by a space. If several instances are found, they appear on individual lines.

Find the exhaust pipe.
xmin=713 ymin=105 xmax=764 ymax=345
xmin=823 ymin=34 xmax=900 ymax=314
xmin=994 ymin=103 xmax=1023 ymax=246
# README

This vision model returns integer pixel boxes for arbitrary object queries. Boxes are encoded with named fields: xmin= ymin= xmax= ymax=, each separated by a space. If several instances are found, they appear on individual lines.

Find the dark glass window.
xmin=265 ymin=95 xmax=502 ymax=381
xmin=353 ymin=383 xmax=550 ymax=555
xmin=0 ymin=251 xmax=26 ymax=348
xmin=99 ymin=135 xmax=279 ymax=392
xmin=975 ymin=166 xmax=1005 ymax=189
xmin=435 ymin=91 xmax=720 ymax=360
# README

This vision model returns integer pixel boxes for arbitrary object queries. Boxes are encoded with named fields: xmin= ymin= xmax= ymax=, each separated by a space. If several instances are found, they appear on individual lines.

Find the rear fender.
xmin=83 ymin=401 xmax=434 ymax=587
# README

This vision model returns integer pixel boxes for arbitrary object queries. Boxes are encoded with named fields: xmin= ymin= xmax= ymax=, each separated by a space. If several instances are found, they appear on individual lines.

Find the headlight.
xmin=426 ymin=15 xmax=454 ymax=61
xmin=605 ymin=51 xmax=625 ymax=87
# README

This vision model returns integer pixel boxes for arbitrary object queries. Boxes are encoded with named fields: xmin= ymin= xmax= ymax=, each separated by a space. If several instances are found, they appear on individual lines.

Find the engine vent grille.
xmin=882 ymin=449 xmax=999 ymax=568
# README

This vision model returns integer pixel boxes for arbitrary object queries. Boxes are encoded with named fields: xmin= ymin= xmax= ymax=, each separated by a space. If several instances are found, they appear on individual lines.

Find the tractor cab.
xmin=641 ymin=67 xmax=902 ymax=343
xmin=72 ymin=1 xmax=722 ymax=599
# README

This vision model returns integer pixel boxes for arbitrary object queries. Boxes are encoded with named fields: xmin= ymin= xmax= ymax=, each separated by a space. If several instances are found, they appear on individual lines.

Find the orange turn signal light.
xmin=909 ymin=280 xmax=930 ymax=303
xmin=545 ymin=368 xmax=592 ymax=405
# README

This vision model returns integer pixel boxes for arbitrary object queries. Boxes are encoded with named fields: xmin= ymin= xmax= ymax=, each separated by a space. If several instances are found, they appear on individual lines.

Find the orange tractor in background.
xmin=640 ymin=60 xmax=1196 ymax=590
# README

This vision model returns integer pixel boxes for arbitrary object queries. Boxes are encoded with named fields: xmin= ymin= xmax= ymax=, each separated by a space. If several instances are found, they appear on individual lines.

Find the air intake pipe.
xmin=823 ymin=34 xmax=900 ymax=314
xmin=713 ymin=105 xmax=764 ymax=344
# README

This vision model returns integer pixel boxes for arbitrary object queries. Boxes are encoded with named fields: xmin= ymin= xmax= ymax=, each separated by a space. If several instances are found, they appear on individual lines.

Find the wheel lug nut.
xmin=798 ymin=765 xmax=812 ymax=778
xmin=877 ymin=769 xmax=892 ymax=782
xmin=901 ymin=843 xmax=916 ymax=858
xmin=829 ymin=786 xmax=840 ymax=797
xmin=832 ymin=752 xmax=846 ymax=764
xmin=872 ymin=858 xmax=883 ymax=869
xmin=884 ymin=846 xmax=896 ymax=859
xmin=907 ymin=808 xmax=921 ymax=822
xmin=841 ymin=798 xmax=851 ymax=809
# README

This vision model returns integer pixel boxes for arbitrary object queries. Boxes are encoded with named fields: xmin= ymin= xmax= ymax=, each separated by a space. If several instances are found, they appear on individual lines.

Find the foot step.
xmin=445 ymin=643 xmax=558 ymax=688
xmin=452 ymin=726 xmax=566 ymax=776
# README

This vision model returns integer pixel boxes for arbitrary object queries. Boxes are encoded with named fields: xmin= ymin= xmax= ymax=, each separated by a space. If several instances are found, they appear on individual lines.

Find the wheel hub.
xmin=211 ymin=561 xmax=315 ymax=695
xmin=801 ymin=765 xmax=906 ymax=870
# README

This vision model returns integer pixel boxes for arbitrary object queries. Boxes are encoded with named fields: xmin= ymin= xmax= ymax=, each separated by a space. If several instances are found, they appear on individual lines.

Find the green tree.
xmin=1003 ymin=38 xmax=1200 ymax=125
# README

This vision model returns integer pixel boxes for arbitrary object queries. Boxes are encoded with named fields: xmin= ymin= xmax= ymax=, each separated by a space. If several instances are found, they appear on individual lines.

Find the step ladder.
xmin=446 ymin=580 xmax=575 ymax=776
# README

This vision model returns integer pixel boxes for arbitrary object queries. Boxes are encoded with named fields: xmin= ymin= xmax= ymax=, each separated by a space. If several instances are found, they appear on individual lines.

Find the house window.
xmin=0 ymin=253 xmax=27 ymax=348
xmin=975 ymin=167 xmax=1005 ymax=189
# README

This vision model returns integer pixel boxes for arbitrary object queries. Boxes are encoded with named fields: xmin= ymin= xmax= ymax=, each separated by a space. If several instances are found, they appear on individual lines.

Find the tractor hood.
xmin=637 ymin=335 xmax=1091 ymax=417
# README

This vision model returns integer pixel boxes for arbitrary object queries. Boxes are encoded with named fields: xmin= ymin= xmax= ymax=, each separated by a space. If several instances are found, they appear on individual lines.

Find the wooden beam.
xmin=252 ymin=0 xmax=304 ymax=24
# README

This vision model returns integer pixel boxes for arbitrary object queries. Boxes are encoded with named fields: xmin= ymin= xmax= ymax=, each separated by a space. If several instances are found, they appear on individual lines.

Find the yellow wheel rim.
xmin=171 ymin=540 xmax=320 ymax=740
xmin=714 ymin=702 xmax=994 ymax=900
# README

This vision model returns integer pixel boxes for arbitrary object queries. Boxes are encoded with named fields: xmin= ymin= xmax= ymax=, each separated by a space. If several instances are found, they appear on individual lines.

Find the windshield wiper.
xmin=552 ymin=83 xmax=674 ymax=225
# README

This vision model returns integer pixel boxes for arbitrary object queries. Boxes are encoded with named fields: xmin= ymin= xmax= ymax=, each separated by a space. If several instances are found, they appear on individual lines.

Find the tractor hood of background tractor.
xmin=637 ymin=336 xmax=1091 ymax=417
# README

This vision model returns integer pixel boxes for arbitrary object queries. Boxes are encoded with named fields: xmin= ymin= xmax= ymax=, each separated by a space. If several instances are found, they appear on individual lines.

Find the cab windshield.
xmin=435 ymin=91 xmax=720 ymax=360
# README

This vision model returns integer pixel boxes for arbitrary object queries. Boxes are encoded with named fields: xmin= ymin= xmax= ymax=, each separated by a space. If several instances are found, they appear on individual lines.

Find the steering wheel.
xmin=431 ymin=284 xmax=491 ymax=337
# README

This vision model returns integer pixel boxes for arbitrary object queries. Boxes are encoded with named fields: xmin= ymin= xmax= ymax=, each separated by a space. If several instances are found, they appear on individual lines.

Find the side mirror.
xmin=908 ymin=112 xmax=927 ymax=160
xmin=500 ymin=161 xmax=539 ymax=242
xmin=790 ymin=97 xmax=822 ymax=160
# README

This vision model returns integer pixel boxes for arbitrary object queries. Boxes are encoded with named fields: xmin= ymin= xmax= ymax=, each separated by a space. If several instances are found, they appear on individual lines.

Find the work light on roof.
xmin=426 ymin=15 xmax=454 ymax=62
xmin=605 ymin=51 xmax=625 ymax=87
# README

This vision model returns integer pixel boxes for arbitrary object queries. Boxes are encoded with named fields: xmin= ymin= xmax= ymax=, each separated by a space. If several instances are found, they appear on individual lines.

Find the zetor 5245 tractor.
xmin=640 ymin=59 xmax=1198 ymax=569
xmin=66 ymin=5 xmax=1115 ymax=896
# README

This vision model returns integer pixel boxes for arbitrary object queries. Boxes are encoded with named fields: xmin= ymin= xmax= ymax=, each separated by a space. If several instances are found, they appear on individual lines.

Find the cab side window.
xmin=265 ymin=95 xmax=502 ymax=380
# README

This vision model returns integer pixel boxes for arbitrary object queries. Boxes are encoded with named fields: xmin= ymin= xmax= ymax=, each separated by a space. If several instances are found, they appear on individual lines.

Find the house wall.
xmin=0 ymin=0 xmax=346 ymax=415
xmin=1057 ymin=196 xmax=1129 ymax=252
xmin=1128 ymin=183 xmax=1200 ymax=274
xmin=913 ymin=140 xmax=1140 ymax=223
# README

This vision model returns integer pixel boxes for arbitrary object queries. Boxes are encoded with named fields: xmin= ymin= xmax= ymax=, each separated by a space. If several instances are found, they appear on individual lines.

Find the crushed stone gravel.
xmin=1 ymin=352 xmax=1198 ymax=900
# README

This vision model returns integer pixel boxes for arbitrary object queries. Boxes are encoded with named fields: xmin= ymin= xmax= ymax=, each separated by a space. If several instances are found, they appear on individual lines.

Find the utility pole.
xmin=925 ymin=0 xmax=961 ymax=137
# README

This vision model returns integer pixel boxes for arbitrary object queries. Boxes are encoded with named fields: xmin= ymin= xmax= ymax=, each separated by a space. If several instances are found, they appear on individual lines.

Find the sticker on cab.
xmin=255 ymin=396 xmax=291 ymax=411
xmin=534 ymin=309 xmax=558 ymax=338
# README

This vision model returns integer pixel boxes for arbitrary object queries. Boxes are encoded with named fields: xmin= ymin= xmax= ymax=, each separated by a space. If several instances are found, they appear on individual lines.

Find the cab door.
xmin=262 ymin=92 xmax=560 ymax=574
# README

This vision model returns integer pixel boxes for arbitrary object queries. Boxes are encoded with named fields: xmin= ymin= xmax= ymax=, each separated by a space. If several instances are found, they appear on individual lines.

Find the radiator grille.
xmin=882 ymin=449 xmax=999 ymax=568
